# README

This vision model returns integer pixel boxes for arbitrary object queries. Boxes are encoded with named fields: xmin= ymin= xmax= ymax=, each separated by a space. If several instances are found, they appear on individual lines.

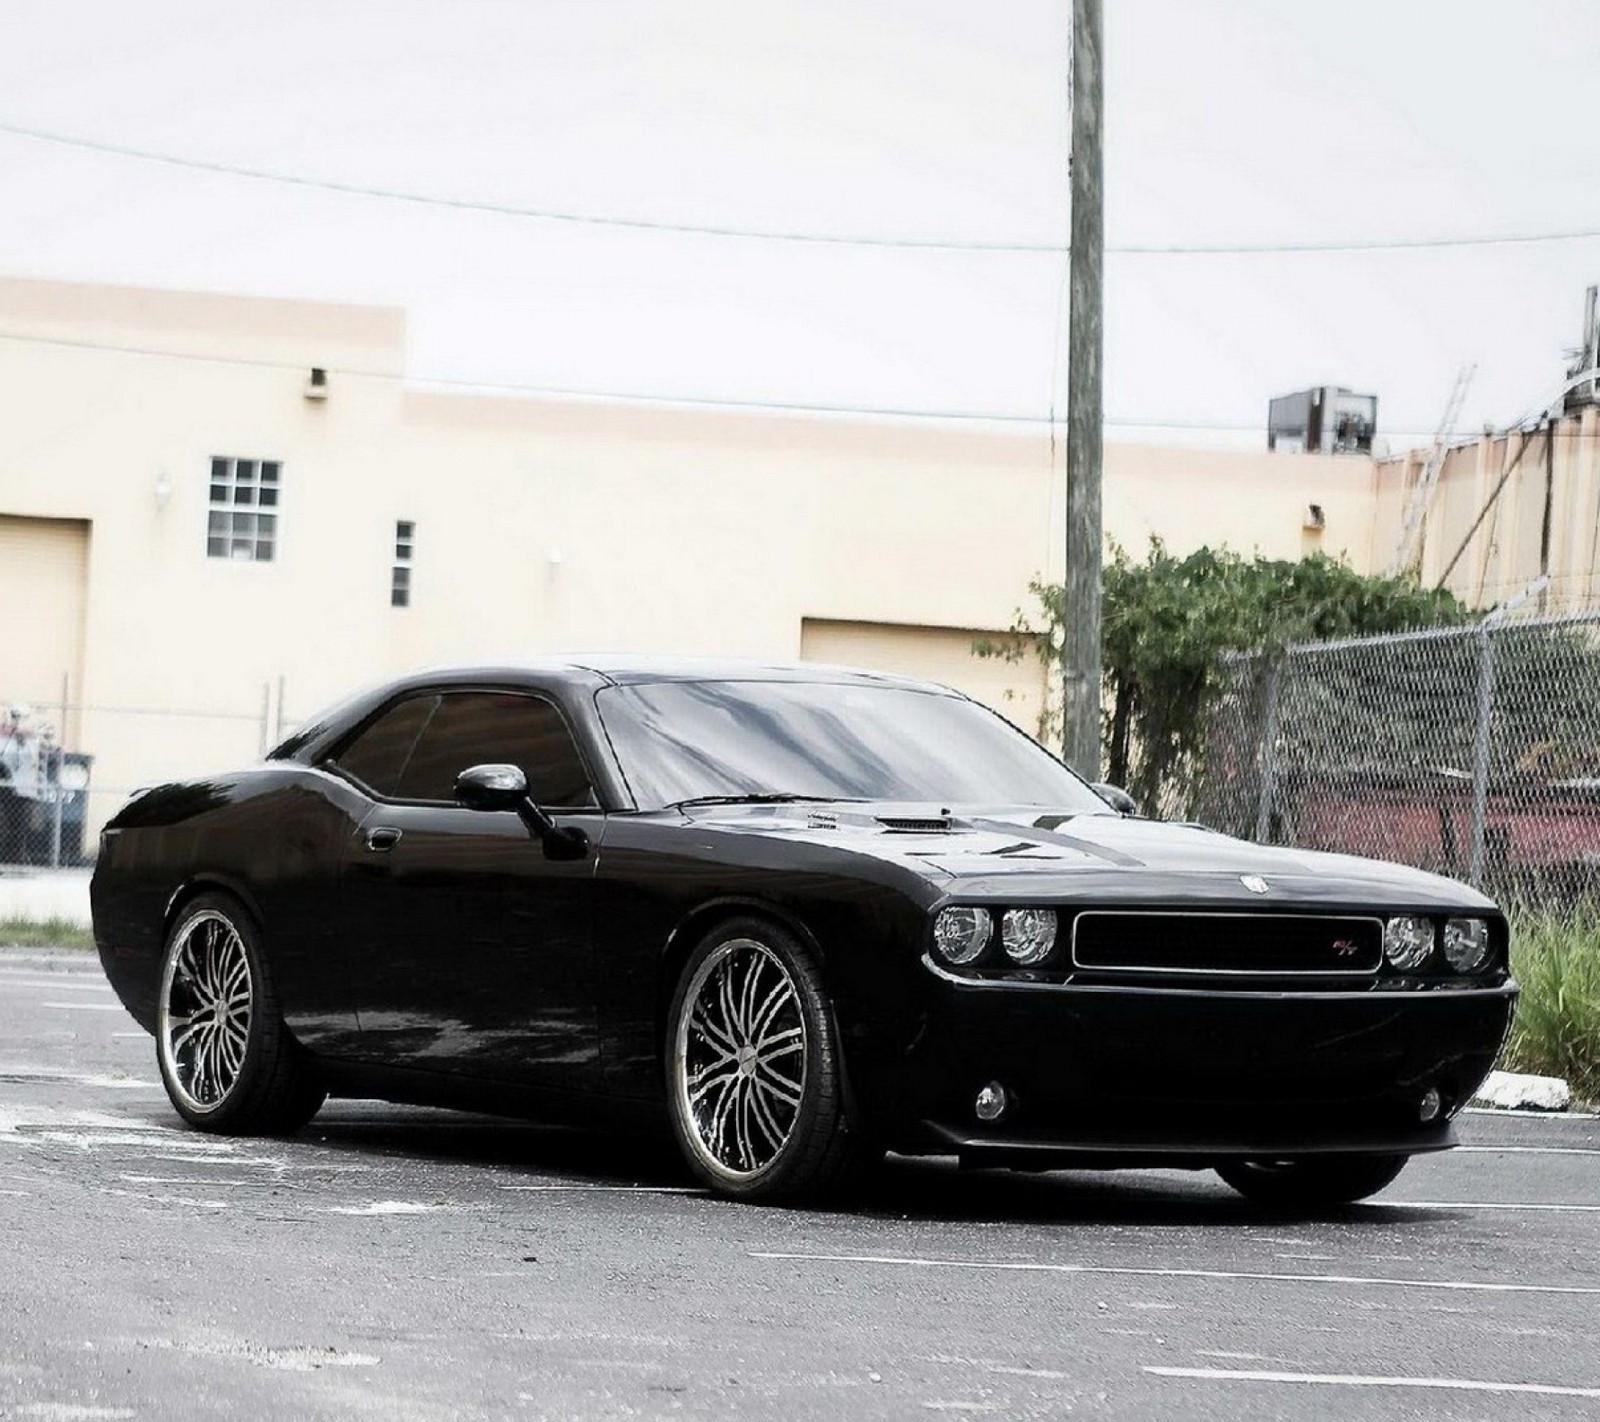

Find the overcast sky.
xmin=2 ymin=0 xmax=1598 ymax=450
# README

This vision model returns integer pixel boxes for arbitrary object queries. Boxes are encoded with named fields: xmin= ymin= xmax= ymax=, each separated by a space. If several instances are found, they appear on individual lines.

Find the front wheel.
xmin=156 ymin=892 xmax=325 ymax=1134
xmin=1216 ymin=1153 xmax=1408 ymax=1207
xmin=665 ymin=918 xmax=877 ymax=1201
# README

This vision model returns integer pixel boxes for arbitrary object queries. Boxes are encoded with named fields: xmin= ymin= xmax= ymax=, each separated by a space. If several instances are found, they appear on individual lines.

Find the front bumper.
xmin=874 ymin=965 xmax=1516 ymax=1164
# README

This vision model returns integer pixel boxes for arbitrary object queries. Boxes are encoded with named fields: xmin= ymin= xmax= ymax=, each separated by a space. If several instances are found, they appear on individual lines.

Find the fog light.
xmin=975 ymin=1082 xmax=1008 ymax=1123
xmin=1418 ymin=1087 xmax=1443 ymax=1123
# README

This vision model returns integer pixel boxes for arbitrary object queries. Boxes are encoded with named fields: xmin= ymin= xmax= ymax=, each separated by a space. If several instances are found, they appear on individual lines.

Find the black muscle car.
xmin=91 ymin=658 xmax=1516 ymax=1204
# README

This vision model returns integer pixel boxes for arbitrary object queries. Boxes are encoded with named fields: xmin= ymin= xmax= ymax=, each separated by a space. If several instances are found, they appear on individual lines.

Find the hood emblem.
xmin=1241 ymin=875 xmax=1270 ymax=895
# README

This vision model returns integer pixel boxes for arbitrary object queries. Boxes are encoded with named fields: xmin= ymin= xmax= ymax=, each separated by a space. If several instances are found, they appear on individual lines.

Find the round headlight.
xmin=1383 ymin=916 xmax=1435 ymax=971
xmin=933 ymin=906 xmax=993 ymax=965
xmin=1442 ymin=917 xmax=1491 ymax=974
xmin=1001 ymin=907 xmax=1058 ymax=965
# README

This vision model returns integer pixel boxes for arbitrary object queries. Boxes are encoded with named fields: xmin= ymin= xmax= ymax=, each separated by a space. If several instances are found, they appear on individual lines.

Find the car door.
xmin=326 ymin=687 xmax=604 ymax=1090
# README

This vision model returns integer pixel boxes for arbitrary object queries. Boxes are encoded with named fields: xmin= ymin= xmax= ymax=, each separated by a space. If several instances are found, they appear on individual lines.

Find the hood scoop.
xmin=877 ymin=815 xmax=954 ymax=833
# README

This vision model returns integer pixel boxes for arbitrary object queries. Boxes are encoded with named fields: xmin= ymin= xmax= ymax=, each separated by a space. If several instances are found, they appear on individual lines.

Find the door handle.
xmin=363 ymin=826 xmax=403 ymax=852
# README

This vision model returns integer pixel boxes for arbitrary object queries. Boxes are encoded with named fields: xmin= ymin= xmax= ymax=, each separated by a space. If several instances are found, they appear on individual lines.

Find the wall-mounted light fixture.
xmin=1303 ymin=503 xmax=1326 ymax=531
xmin=305 ymin=367 xmax=329 ymax=401
xmin=153 ymin=470 xmax=173 ymax=509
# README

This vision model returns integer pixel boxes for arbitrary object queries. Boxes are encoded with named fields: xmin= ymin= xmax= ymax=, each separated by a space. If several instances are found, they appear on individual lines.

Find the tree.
xmin=980 ymin=540 xmax=1468 ymax=813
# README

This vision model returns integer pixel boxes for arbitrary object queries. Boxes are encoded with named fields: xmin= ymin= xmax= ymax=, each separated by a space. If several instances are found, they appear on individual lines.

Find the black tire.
xmin=1215 ymin=1153 xmax=1408 ymax=1207
xmin=155 ymin=891 xmax=326 ymax=1135
xmin=665 ymin=917 xmax=878 ymax=1201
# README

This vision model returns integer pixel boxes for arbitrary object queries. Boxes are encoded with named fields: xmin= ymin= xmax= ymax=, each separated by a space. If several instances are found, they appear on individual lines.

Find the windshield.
xmin=596 ymin=679 xmax=1112 ymax=813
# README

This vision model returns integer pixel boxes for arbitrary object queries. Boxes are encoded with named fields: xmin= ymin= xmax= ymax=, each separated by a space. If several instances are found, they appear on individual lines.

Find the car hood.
xmin=680 ymin=802 xmax=1496 ymax=911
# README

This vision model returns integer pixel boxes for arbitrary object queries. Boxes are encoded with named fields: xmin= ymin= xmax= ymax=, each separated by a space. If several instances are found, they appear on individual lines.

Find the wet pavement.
xmin=3 ymin=946 xmax=1599 ymax=1420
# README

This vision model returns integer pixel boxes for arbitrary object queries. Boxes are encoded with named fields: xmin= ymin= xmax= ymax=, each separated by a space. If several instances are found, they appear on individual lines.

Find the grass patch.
xmin=1503 ymin=909 xmax=1600 ymax=1106
xmin=0 ymin=917 xmax=95 ymax=950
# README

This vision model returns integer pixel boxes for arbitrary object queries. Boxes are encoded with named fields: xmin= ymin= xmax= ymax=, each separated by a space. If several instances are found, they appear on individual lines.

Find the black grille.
xmin=1071 ymin=912 xmax=1383 ymax=977
xmin=877 ymin=817 xmax=952 ymax=833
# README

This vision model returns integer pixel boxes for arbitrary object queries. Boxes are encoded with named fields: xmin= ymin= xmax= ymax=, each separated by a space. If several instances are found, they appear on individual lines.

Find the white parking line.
xmin=40 ymin=1001 xmax=123 ymax=1011
xmin=0 ymin=978 xmax=112 ymax=992
xmin=986 ymin=1365 xmax=1071 ymax=1380
xmin=750 ymin=1251 xmax=1600 ymax=1297
xmin=327 ymin=1200 xmax=448 ymax=1215
xmin=105 ymin=1185 xmax=230 ymax=1210
xmin=119 ymin=1175 xmax=262 ymax=1187
xmin=1457 ymin=1144 xmax=1600 ymax=1157
xmin=1145 ymin=1366 xmax=1600 ymax=1399
xmin=1388 ymin=1200 xmax=1600 ymax=1213
xmin=497 ymin=1183 xmax=702 ymax=1194
xmin=4 ymin=1405 xmax=136 ymax=1420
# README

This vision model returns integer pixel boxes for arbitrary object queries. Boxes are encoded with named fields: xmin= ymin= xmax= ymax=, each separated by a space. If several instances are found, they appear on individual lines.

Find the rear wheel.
xmin=666 ymin=918 xmax=877 ymax=1201
xmin=1216 ymin=1153 xmax=1408 ymax=1206
xmin=156 ymin=892 xmax=325 ymax=1134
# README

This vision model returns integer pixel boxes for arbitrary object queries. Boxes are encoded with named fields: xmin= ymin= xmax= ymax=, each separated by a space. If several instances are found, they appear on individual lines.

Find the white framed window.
xmin=391 ymin=519 xmax=414 ymax=607
xmin=207 ymin=457 xmax=280 ymax=561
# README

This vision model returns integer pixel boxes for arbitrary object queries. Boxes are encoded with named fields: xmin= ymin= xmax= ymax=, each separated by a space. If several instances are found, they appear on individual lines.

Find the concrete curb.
xmin=1471 ymin=1069 xmax=1574 ymax=1113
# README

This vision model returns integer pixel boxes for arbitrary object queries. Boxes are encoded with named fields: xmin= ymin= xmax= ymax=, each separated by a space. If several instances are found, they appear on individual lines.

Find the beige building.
xmin=1373 ymin=405 xmax=1600 ymax=611
xmin=0 ymin=275 xmax=1380 ymax=843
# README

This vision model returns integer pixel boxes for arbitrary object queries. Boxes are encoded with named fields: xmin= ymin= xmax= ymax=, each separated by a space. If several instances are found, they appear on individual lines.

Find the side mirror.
xmin=455 ymin=763 xmax=528 ymax=813
xmin=454 ymin=763 xmax=590 ymax=861
xmin=1091 ymin=782 xmax=1138 ymax=816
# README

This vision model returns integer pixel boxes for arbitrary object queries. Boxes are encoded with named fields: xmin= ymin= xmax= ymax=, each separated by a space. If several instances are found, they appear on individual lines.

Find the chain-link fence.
xmin=1 ymin=689 xmax=289 ymax=868
xmin=1200 ymin=609 xmax=1600 ymax=903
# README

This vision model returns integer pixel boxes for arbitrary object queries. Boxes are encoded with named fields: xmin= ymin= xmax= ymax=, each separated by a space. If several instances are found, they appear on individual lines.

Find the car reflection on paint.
xmin=92 ymin=658 xmax=1516 ymax=1205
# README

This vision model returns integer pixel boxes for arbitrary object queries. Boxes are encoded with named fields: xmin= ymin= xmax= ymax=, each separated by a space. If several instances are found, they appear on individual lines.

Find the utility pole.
xmin=1063 ymin=0 xmax=1104 ymax=777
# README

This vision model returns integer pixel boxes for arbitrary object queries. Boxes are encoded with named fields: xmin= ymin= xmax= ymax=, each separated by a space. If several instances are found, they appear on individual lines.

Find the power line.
xmin=1112 ymin=229 xmax=1600 ymax=255
xmin=0 ymin=120 xmax=1064 ymax=254
xmin=0 ymin=325 xmax=1583 ymax=440
xmin=7 ymin=118 xmax=1600 ymax=255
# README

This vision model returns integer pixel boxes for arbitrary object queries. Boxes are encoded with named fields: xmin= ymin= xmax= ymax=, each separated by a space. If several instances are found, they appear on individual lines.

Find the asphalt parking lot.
xmin=2 ymin=946 xmax=1598 ymax=1422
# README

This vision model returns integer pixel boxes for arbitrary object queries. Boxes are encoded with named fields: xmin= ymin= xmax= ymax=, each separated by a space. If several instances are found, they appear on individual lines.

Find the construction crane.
xmin=1391 ymin=363 xmax=1475 ymax=577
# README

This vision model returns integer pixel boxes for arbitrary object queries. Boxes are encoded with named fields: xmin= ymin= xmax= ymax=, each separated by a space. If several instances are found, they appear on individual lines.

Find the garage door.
xmin=800 ymin=618 xmax=1049 ymax=737
xmin=0 ymin=515 xmax=89 ymax=718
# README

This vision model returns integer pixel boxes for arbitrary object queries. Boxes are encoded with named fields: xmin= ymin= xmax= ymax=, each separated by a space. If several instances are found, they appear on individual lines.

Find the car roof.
xmin=269 ymin=655 xmax=959 ymax=763
xmin=379 ymin=655 xmax=951 ymax=692
xmin=561 ymin=654 xmax=947 ymax=690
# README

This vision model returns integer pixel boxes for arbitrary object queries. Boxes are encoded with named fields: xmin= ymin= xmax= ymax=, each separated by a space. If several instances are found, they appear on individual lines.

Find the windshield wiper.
xmin=669 ymin=793 xmax=869 ymax=809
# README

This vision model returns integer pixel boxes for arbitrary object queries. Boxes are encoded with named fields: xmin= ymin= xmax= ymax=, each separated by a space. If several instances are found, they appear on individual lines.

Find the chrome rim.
xmin=674 ymin=939 xmax=807 ymax=1181
xmin=157 ymin=909 xmax=253 ymax=1114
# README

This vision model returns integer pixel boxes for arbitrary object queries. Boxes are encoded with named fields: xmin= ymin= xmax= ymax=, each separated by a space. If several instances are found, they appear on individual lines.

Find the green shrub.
xmin=1503 ymin=911 xmax=1600 ymax=1105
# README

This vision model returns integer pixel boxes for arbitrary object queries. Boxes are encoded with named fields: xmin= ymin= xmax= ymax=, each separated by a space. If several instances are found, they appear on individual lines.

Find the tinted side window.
xmin=394 ymin=691 xmax=594 ymax=807
xmin=328 ymin=694 xmax=438 ymax=796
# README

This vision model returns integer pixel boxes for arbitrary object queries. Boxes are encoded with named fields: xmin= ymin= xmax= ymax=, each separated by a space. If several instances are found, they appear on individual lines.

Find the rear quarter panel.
xmin=92 ymin=766 xmax=367 ymax=1046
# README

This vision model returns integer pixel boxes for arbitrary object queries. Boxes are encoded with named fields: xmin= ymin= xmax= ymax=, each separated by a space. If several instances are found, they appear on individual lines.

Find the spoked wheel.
xmin=667 ymin=918 xmax=877 ymax=1201
xmin=1216 ymin=1153 xmax=1408 ymax=1207
xmin=156 ymin=892 xmax=325 ymax=1134
xmin=159 ymin=907 xmax=252 ymax=1114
